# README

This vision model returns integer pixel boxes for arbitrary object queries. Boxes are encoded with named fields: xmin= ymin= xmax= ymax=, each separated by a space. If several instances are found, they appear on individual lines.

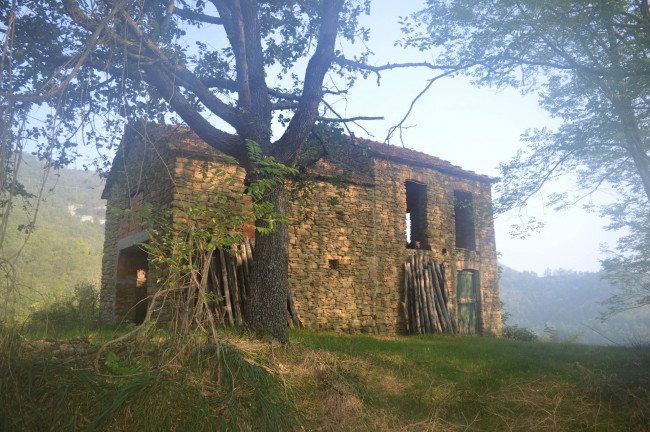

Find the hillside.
xmin=2 ymin=154 xmax=105 ymax=319
xmin=499 ymin=266 xmax=650 ymax=345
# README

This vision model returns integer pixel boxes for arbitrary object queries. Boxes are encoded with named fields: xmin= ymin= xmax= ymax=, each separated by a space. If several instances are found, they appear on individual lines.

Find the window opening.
xmin=454 ymin=191 xmax=476 ymax=250
xmin=405 ymin=181 xmax=427 ymax=249
xmin=328 ymin=259 xmax=339 ymax=270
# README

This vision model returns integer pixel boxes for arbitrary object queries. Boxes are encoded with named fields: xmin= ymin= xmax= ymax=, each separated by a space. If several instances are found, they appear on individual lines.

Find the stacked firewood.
xmin=206 ymin=238 xmax=302 ymax=328
xmin=402 ymin=254 xmax=458 ymax=334
xmin=206 ymin=238 xmax=254 ymax=326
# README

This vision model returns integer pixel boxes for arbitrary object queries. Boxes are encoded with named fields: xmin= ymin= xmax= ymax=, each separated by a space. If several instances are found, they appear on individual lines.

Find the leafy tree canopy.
xmin=405 ymin=0 xmax=650 ymax=312
xmin=1 ymin=0 xmax=384 ymax=341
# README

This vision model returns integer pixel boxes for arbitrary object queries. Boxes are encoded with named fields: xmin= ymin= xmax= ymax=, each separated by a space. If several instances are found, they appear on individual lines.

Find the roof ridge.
xmin=354 ymin=137 xmax=490 ymax=182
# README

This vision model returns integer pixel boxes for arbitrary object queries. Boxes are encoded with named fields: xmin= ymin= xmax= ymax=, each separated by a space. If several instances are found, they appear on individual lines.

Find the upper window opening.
xmin=405 ymin=181 xmax=427 ymax=249
xmin=454 ymin=191 xmax=476 ymax=250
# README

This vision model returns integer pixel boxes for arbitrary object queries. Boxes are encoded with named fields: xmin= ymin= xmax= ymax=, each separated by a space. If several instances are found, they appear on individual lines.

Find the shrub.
xmin=502 ymin=324 xmax=539 ymax=342
xmin=25 ymin=281 xmax=98 ymax=334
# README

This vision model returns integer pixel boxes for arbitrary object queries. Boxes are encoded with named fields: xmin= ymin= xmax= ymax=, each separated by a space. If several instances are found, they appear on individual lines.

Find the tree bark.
xmin=612 ymin=96 xmax=650 ymax=205
xmin=249 ymin=182 xmax=290 ymax=343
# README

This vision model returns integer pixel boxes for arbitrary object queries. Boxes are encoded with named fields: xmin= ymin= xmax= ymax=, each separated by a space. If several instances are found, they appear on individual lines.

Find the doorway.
xmin=457 ymin=270 xmax=478 ymax=334
xmin=115 ymin=246 xmax=149 ymax=324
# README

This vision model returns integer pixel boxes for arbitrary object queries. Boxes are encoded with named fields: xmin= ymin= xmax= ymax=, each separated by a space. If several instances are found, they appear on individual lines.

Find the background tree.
xmin=2 ymin=0 xmax=379 ymax=341
xmin=402 ymin=0 xmax=650 ymax=313
xmin=0 ymin=3 xmax=66 ymax=322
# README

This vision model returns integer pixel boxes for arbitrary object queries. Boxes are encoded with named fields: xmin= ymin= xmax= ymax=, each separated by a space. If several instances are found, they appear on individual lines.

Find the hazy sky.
xmin=333 ymin=1 xmax=622 ymax=274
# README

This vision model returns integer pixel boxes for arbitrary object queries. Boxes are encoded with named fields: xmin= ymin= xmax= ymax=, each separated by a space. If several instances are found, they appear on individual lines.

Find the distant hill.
xmin=2 ymin=154 xmax=105 ymax=319
xmin=5 ymin=154 xmax=649 ymax=345
xmin=499 ymin=265 xmax=650 ymax=345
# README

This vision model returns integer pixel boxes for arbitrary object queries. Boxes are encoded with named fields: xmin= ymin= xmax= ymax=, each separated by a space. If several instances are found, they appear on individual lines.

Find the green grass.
xmin=1 ymin=328 xmax=648 ymax=431
xmin=286 ymin=331 xmax=649 ymax=431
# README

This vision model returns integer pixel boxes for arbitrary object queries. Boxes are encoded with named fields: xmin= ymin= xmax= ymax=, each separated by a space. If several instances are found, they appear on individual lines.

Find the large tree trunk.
xmin=613 ymin=96 xmax=650 ymax=204
xmin=249 ymin=182 xmax=290 ymax=343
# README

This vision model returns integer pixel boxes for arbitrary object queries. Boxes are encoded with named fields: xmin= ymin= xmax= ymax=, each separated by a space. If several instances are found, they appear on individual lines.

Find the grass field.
xmin=1 ymin=327 xmax=648 ymax=431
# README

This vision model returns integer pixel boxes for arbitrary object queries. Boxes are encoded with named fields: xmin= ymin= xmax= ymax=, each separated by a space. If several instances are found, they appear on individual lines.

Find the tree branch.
xmin=3 ymin=0 xmax=127 ymax=102
xmin=386 ymin=67 xmax=468 ymax=144
xmin=273 ymin=0 xmax=344 ymax=164
xmin=317 ymin=115 xmax=383 ymax=123
xmin=174 ymin=7 xmax=224 ymax=25
xmin=143 ymin=65 xmax=248 ymax=165
xmin=117 ymin=8 xmax=242 ymax=128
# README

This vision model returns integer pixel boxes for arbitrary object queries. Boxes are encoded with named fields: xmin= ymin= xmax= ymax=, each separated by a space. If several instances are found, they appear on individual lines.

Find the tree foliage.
xmin=407 ymin=0 xmax=650 ymax=312
xmin=2 ymin=0 xmax=377 ymax=341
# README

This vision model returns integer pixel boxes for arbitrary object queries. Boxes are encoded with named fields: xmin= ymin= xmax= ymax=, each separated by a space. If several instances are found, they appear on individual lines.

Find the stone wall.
xmin=100 ymin=131 xmax=501 ymax=336
xmin=286 ymin=159 xmax=501 ymax=336
xmin=99 ymin=133 xmax=176 ymax=325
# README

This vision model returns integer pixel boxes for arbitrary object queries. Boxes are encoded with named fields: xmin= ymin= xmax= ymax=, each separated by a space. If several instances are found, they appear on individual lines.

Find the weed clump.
xmin=0 ymin=327 xmax=299 ymax=431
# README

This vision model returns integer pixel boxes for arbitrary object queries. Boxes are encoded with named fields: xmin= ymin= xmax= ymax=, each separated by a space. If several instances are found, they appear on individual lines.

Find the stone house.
xmin=100 ymin=124 xmax=502 ymax=336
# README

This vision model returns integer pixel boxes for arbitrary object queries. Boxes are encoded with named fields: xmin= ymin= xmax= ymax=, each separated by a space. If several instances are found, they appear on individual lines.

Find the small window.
xmin=328 ymin=259 xmax=339 ymax=270
xmin=405 ymin=181 xmax=427 ymax=249
xmin=454 ymin=191 xmax=476 ymax=250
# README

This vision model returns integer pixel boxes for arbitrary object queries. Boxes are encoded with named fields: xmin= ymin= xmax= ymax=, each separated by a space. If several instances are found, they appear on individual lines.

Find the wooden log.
xmin=423 ymin=258 xmax=439 ymax=333
xmin=243 ymin=238 xmax=254 ymax=320
xmin=435 ymin=263 xmax=449 ymax=305
xmin=430 ymin=262 xmax=454 ymax=333
xmin=405 ymin=261 xmax=417 ymax=334
xmin=428 ymin=260 xmax=443 ymax=333
xmin=429 ymin=262 xmax=450 ymax=333
xmin=439 ymin=263 xmax=459 ymax=334
xmin=416 ymin=254 xmax=432 ymax=333
xmin=421 ymin=255 xmax=440 ymax=333
xmin=428 ymin=261 xmax=446 ymax=331
xmin=228 ymin=248 xmax=242 ymax=325
xmin=234 ymin=244 xmax=250 ymax=323
xmin=402 ymin=262 xmax=411 ymax=334
xmin=235 ymin=245 xmax=246 ymax=302
xmin=409 ymin=257 xmax=422 ymax=334
xmin=412 ymin=255 xmax=424 ymax=333
xmin=243 ymin=238 xmax=254 ymax=299
xmin=408 ymin=260 xmax=420 ymax=334
xmin=207 ymin=258 xmax=218 ymax=319
xmin=219 ymin=249 xmax=234 ymax=326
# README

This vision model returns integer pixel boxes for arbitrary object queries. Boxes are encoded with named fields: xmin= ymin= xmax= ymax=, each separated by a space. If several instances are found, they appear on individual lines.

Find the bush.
xmin=25 ymin=281 xmax=98 ymax=334
xmin=502 ymin=324 xmax=539 ymax=342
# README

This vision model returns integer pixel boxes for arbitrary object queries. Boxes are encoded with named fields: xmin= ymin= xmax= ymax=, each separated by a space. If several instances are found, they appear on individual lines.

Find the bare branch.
xmin=318 ymin=115 xmax=383 ymax=123
xmin=385 ymin=68 xmax=463 ymax=144
xmin=319 ymin=99 xmax=366 ymax=137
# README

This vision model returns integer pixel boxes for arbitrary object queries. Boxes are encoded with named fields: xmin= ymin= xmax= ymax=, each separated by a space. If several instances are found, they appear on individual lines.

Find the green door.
xmin=457 ymin=270 xmax=477 ymax=334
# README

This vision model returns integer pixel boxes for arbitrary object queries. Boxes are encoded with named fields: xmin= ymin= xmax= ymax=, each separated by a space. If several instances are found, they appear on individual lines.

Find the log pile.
xmin=402 ymin=254 xmax=458 ymax=335
xmin=206 ymin=238 xmax=302 ymax=328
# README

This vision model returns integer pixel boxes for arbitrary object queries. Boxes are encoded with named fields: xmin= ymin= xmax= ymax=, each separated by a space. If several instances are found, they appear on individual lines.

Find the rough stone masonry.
xmin=100 ymin=124 xmax=502 ymax=336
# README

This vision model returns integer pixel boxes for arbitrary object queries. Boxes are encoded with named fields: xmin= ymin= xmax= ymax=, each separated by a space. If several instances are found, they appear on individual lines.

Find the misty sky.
xmin=335 ymin=1 xmax=623 ymax=274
